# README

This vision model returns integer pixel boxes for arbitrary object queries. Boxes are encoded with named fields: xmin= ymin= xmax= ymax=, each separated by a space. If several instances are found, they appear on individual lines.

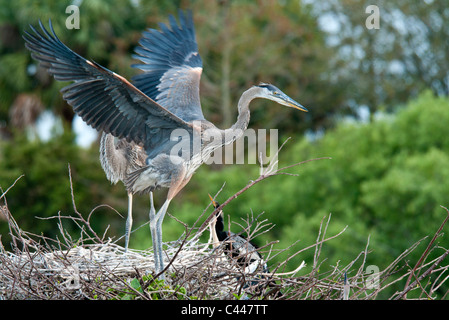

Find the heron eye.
xmin=273 ymin=91 xmax=279 ymax=95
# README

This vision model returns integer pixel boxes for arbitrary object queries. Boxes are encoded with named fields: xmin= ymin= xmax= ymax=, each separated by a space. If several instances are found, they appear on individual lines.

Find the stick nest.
xmin=1 ymin=162 xmax=449 ymax=300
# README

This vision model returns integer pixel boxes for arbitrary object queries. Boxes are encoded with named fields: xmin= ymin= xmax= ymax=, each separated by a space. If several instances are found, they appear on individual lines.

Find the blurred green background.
xmin=1 ymin=0 xmax=448 ymax=298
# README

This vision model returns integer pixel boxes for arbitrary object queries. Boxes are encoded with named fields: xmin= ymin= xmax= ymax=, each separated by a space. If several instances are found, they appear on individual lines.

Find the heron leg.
xmin=124 ymin=192 xmax=133 ymax=253
xmin=153 ymin=199 xmax=171 ymax=276
xmin=149 ymin=192 xmax=160 ymax=274
xmin=151 ymin=170 xmax=192 ymax=278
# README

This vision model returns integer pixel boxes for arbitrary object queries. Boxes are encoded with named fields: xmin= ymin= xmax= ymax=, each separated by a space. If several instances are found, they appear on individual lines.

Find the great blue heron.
xmin=23 ymin=10 xmax=307 ymax=277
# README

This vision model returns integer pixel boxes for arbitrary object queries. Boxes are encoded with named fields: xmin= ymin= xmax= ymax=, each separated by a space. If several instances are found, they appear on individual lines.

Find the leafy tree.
xmin=1 ymin=0 xmax=344 ymax=135
xmin=193 ymin=0 xmax=345 ymax=132
xmin=154 ymin=92 xmax=449 ymax=298
xmin=0 ymin=0 xmax=168 ymax=127
xmin=310 ymin=0 xmax=449 ymax=118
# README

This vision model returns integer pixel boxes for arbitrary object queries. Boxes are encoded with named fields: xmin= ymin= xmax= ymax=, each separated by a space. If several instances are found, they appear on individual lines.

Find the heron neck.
xmin=215 ymin=214 xmax=228 ymax=241
xmin=224 ymin=86 xmax=259 ymax=145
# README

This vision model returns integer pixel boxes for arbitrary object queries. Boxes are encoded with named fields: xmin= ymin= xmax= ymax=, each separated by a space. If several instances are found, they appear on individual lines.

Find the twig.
xmin=67 ymin=164 xmax=104 ymax=244
xmin=395 ymin=206 xmax=449 ymax=300
xmin=197 ymin=156 xmax=331 ymax=235
xmin=0 ymin=175 xmax=24 ymax=201
xmin=394 ymin=248 xmax=449 ymax=300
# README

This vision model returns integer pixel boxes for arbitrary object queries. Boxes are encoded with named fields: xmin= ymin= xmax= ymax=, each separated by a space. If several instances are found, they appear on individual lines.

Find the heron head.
xmin=208 ymin=194 xmax=223 ymax=218
xmin=257 ymin=83 xmax=308 ymax=112
xmin=208 ymin=194 xmax=226 ymax=235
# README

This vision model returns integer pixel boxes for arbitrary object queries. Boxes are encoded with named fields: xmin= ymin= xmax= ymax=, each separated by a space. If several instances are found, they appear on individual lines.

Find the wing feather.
xmin=132 ymin=10 xmax=205 ymax=122
xmin=23 ymin=20 xmax=193 ymax=156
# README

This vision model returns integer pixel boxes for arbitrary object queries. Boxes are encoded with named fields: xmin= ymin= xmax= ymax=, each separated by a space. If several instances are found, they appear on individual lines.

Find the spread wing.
xmin=23 ymin=20 xmax=193 ymax=155
xmin=131 ymin=10 xmax=205 ymax=122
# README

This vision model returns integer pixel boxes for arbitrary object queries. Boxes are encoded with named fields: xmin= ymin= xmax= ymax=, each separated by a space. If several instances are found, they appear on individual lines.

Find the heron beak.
xmin=285 ymin=97 xmax=308 ymax=112
xmin=273 ymin=92 xmax=308 ymax=112
xmin=208 ymin=193 xmax=217 ymax=207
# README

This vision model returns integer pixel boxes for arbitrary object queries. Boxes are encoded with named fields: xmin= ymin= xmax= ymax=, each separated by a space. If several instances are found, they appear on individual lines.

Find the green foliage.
xmin=0 ymin=130 xmax=127 ymax=246
xmin=312 ymin=0 xmax=449 ymax=115
xmin=165 ymin=92 xmax=449 ymax=298
xmin=0 ymin=0 xmax=166 ymax=123
xmin=112 ymin=274 xmax=190 ymax=300
xmin=264 ymin=92 xmax=449 ymax=270
xmin=0 ymin=131 xmax=77 ymax=236
xmin=193 ymin=0 xmax=338 ymax=132
xmin=0 ymin=0 xmax=342 ymax=132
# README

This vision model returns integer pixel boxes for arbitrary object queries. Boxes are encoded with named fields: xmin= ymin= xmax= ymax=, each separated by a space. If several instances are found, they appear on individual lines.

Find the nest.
xmin=0 ymin=237 xmax=237 ymax=299
xmin=1 ymin=168 xmax=449 ymax=300
xmin=0 ymin=196 xmax=295 ymax=300
xmin=0 ymin=232 xmax=290 ymax=300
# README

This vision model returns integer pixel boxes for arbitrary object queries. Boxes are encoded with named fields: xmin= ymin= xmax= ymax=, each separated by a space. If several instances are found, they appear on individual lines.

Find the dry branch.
xmin=1 ymin=150 xmax=448 ymax=299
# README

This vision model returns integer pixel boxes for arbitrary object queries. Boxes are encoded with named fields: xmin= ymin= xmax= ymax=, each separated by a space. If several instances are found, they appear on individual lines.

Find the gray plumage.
xmin=23 ymin=10 xmax=307 ymax=277
xmin=100 ymin=133 xmax=146 ymax=185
